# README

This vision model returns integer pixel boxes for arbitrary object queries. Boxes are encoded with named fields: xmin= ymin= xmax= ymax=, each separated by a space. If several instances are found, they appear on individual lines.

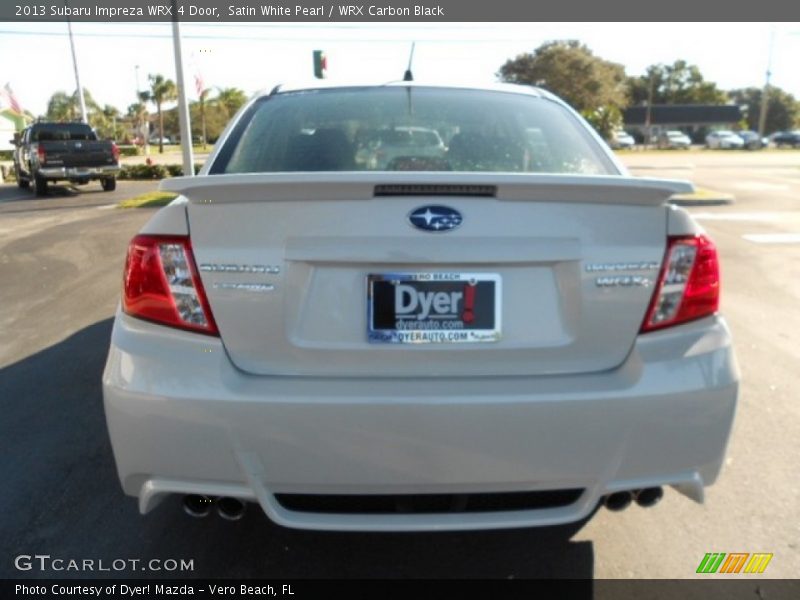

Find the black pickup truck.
xmin=11 ymin=122 xmax=121 ymax=196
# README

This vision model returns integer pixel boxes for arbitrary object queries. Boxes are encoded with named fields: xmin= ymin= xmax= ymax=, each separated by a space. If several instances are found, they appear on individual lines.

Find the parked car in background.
xmin=736 ymin=131 xmax=767 ymax=150
xmin=149 ymin=136 xmax=172 ymax=145
xmin=609 ymin=130 xmax=635 ymax=149
xmin=356 ymin=126 xmax=447 ymax=170
xmin=770 ymin=131 xmax=800 ymax=148
xmin=11 ymin=121 xmax=120 ymax=196
xmin=657 ymin=130 xmax=692 ymax=149
xmin=705 ymin=130 xmax=745 ymax=150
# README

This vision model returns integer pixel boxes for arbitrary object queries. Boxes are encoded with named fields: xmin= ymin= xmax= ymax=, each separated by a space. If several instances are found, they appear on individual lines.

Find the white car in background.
xmin=609 ymin=129 xmax=636 ymax=149
xmin=358 ymin=126 xmax=447 ymax=170
xmin=706 ymin=130 xmax=745 ymax=149
xmin=103 ymin=82 xmax=738 ymax=532
xmin=657 ymin=130 xmax=692 ymax=149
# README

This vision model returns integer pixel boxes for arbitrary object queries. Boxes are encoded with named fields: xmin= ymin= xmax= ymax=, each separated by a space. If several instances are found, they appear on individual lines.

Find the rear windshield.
xmin=211 ymin=87 xmax=615 ymax=175
xmin=31 ymin=124 xmax=96 ymax=142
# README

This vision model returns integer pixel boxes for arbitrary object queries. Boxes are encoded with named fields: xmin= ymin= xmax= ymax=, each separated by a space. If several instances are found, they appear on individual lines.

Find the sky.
xmin=1 ymin=22 xmax=799 ymax=117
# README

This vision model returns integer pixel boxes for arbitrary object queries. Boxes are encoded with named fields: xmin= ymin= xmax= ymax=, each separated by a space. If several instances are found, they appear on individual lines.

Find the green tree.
xmin=628 ymin=61 xmax=728 ymax=105
xmin=45 ymin=89 xmax=122 ymax=139
xmin=145 ymin=74 xmax=177 ymax=153
xmin=214 ymin=87 xmax=247 ymax=119
xmin=161 ymin=97 xmax=234 ymax=145
xmin=127 ymin=92 xmax=151 ymax=145
xmin=497 ymin=41 xmax=628 ymax=138
xmin=46 ymin=91 xmax=78 ymax=121
xmin=91 ymin=104 xmax=122 ymax=139
xmin=728 ymin=86 xmax=799 ymax=135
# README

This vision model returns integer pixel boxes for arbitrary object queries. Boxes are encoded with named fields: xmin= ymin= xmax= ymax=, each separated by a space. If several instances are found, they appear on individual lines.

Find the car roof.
xmin=259 ymin=80 xmax=552 ymax=100
xmin=30 ymin=121 xmax=91 ymax=128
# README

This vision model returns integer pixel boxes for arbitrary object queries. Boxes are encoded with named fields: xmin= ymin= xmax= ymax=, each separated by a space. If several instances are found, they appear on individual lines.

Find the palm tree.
xmin=98 ymin=104 xmax=121 ymax=140
xmin=46 ymin=88 xmax=103 ymax=126
xmin=215 ymin=87 xmax=247 ymax=119
xmin=127 ymin=91 xmax=151 ymax=145
xmin=46 ymin=91 xmax=78 ymax=121
xmin=147 ymin=74 xmax=177 ymax=153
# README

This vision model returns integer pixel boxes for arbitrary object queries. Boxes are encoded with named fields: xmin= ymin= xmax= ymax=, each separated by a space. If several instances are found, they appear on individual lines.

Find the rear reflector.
xmin=122 ymin=235 xmax=218 ymax=335
xmin=640 ymin=234 xmax=720 ymax=332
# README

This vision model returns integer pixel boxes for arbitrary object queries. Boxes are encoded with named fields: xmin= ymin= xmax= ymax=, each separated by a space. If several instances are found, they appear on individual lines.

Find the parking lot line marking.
xmin=692 ymin=212 xmax=786 ymax=222
xmin=742 ymin=233 xmax=800 ymax=244
xmin=732 ymin=182 xmax=790 ymax=191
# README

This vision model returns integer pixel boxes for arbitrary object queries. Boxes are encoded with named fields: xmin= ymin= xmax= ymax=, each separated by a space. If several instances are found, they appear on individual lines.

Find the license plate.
xmin=367 ymin=273 xmax=501 ymax=344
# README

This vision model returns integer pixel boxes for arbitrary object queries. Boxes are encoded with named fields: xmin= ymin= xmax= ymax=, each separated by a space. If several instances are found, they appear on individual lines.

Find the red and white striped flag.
xmin=1 ymin=83 xmax=23 ymax=114
xmin=189 ymin=53 xmax=205 ymax=98
xmin=194 ymin=71 xmax=205 ymax=97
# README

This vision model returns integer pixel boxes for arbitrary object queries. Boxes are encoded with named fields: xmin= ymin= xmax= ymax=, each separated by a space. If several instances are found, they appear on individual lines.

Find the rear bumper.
xmin=102 ymin=311 xmax=739 ymax=531
xmin=38 ymin=165 xmax=119 ymax=179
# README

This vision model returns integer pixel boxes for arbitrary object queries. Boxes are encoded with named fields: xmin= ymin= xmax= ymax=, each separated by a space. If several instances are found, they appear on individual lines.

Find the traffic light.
xmin=313 ymin=50 xmax=327 ymax=79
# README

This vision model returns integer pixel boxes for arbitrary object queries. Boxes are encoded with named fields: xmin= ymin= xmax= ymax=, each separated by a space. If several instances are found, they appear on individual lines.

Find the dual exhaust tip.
xmin=182 ymin=495 xmax=246 ymax=521
xmin=603 ymin=487 xmax=663 ymax=511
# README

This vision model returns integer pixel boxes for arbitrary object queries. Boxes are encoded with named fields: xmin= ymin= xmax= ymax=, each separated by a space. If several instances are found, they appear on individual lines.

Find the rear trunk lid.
xmin=162 ymin=172 xmax=691 ymax=377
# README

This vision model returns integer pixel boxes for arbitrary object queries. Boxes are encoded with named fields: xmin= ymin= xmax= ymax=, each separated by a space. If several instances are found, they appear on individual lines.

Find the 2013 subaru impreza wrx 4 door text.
xmin=103 ymin=82 xmax=739 ymax=531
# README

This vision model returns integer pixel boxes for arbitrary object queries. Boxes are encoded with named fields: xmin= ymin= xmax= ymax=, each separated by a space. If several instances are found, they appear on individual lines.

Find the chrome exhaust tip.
xmin=183 ymin=494 xmax=213 ymax=518
xmin=216 ymin=497 xmax=246 ymax=521
xmin=635 ymin=487 xmax=664 ymax=508
xmin=603 ymin=491 xmax=634 ymax=511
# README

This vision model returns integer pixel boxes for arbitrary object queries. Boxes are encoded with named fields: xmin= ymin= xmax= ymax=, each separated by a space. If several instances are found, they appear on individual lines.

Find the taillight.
xmin=37 ymin=145 xmax=46 ymax=164
xmin=111 ymin=142 xmax=120 ymax=162
xmin=122 ymin=235 xmax=218 ymax=336
xmin=640 ymin=234 xmax=720 ymax=332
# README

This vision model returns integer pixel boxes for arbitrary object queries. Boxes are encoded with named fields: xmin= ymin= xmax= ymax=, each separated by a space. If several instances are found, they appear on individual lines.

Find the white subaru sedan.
xmin=103 ymin=82 xmax=739 ymax=531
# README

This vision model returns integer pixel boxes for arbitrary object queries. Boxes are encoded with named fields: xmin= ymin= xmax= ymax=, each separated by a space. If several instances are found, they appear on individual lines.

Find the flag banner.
xmin=1 ymin=83 xmax=23 ymax=114
xmin=189 ymin=53 xmax=206 ymax=98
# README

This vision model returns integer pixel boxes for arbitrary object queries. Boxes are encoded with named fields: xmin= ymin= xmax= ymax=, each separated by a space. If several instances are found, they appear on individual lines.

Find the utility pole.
xmin=757 ymin=28 xmax=775 ymax=138
xmin=65 ymin=3 xmax=88 ymax=123
xmin=171 ymin=0 xmax=194 ymax=176
xmin=199 ymin=91 xmax=207 ymax=150
xmin=644 ymin=73 xmax=655 ymax=148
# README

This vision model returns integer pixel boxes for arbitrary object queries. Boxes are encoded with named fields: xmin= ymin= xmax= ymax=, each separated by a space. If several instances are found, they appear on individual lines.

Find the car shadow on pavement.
xmin=1 ymin=183 xmax=80 ymax=199
xmin=0 ymin=319 xmax=594 ymax=582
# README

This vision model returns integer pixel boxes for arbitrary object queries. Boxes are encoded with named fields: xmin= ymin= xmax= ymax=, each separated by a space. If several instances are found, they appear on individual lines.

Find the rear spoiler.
xmin=160 ymin=172 xmax=694 ymax=207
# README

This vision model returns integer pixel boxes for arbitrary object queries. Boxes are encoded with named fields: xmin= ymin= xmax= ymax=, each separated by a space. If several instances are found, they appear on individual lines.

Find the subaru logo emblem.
xmin=408 ymin=205 xmax=463 ymax=232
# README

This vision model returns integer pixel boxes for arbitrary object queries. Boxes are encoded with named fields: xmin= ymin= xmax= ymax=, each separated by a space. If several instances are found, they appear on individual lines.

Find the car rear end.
xmin=32 ymin=123 xmax=120 ymax=185
xmin=103 ymin=84 xmax=738 ymax=531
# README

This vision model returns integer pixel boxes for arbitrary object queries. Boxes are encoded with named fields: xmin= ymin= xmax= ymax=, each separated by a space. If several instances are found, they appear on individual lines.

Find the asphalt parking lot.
xmin=1 ymin=152 xmax=798 ymax=579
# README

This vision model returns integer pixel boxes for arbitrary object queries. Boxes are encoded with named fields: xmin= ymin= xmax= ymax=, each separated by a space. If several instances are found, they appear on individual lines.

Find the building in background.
xmin=0 ymin=83 xmax=32 ymax=151
xmin=623 ymin=104 xmax=743 ymax=143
